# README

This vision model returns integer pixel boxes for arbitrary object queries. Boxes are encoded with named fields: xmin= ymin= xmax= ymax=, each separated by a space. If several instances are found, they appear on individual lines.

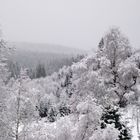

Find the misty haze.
xmin=0 ymin=0 xmax=140 ymax=140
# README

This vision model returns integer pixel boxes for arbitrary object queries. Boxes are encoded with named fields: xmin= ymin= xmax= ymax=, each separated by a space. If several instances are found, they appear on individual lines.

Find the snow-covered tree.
xmin=0 ymin=33 xmax=12 ymax=140
xmin=90 ymin=124 xmax=119 ymax=140
xmin=100 ymin=105 xmax=131 ymax=139
xmin=96 ymin=28 xmax=138 ymax=107
xmin=75 ymin=97 xmax=102 ymax=140
xmin=7 ymin=68 xmax=36 ymax=140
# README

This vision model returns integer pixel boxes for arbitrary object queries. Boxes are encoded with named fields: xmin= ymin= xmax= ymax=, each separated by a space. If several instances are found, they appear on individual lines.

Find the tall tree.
xmin=35 ymin=63 xmax=46 ymax=78
xmin=7 ymin=68 xmax=35 ymax=140
xmin=0 ymin=33 xmax=12 ymax=140
xmin=97 ymin=28 xmax=138 ymax=107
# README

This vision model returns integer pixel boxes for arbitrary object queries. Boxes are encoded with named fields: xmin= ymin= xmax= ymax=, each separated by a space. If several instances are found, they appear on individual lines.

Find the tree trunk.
xmin=15 ymin=87 xmax=21 ymax=140
xmin=137 ymin=107 xmax=140 ymax=140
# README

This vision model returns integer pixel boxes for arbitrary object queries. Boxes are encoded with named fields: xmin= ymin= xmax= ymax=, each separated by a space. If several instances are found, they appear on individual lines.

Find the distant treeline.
xmin=8 ymin=51 xmax=84 ymax=79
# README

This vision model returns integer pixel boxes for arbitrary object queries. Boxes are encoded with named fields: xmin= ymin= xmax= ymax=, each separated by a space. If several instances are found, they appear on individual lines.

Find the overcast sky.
xmin=0 ymin=0 xmax=140 ymax=50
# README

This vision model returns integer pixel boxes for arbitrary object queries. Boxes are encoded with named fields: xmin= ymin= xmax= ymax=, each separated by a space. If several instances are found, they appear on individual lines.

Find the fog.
xmin=0 ymin=0 xmax=140 ymax=50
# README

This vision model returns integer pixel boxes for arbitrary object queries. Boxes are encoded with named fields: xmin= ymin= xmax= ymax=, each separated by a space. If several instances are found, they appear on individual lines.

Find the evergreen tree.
xmin=98 ymin=37 xmax=104 ymax=51
xmin=35 ymin=63 xmax=46 ymax=78
xmin=101 ymin=106 xmax=131 ymax=140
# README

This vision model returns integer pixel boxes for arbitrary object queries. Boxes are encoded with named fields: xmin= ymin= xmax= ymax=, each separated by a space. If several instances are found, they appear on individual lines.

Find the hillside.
xmin=10 ymin=42 xmax=87 ymax=55
xmin=1 ymin=28 xmax=140 ymax=140
xmin=8 ymin=42 xmax=86 ymax=76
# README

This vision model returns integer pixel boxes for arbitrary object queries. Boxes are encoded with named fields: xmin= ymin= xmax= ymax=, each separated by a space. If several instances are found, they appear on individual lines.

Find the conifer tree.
xmin=35 ymin=63 xmax=46 ymax=78
xmin=101 ymin=106 xmax=131 ymax=140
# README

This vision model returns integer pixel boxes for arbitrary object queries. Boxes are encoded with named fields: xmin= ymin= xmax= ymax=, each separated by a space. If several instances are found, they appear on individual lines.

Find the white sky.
xmin=0 ymin=0 xmax=140 ymax=50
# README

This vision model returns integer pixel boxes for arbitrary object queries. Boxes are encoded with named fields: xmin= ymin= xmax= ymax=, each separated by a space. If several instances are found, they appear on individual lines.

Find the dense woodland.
xmin=7 ymin=45 xmax=84 ymax=79
xmin=1 ymin=28 xmax=140 ymax=140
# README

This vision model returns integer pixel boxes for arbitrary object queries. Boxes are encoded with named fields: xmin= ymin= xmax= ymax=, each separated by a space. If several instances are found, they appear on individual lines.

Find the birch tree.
xmin=7 ymin=68 xmax=35 ymax=140
xmin=97 ymin=28 xmax=138 ymax=107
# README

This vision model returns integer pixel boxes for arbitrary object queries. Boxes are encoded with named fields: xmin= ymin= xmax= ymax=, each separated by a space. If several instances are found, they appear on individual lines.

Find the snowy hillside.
xmin=7 ymin=42 xmax=85 ymax=77
xmin=1 ymin=28 xmax=140 ymax=140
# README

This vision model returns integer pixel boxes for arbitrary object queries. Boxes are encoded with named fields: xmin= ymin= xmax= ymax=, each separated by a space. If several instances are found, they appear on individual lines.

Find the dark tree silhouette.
xmin=35 ymin=63 xmax=46 ymax=78
xmin=101 ymin=106 xmax=131 ymax=140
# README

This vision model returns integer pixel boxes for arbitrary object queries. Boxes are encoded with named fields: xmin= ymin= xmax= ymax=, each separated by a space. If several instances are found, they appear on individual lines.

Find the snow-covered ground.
xmin=122 ymin=105 xmax=140 ymax=140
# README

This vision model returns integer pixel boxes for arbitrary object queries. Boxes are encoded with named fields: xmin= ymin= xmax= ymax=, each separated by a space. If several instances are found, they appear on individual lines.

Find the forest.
xmin=1 ymin=27 xmax=140 ymax=140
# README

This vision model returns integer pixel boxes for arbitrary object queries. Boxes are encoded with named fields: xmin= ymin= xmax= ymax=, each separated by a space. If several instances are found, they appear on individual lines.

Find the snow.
xmin=122 ymin=105 xmax=140 ymax=140
xmin=2 ymin=27 xmax=140 ymax=140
